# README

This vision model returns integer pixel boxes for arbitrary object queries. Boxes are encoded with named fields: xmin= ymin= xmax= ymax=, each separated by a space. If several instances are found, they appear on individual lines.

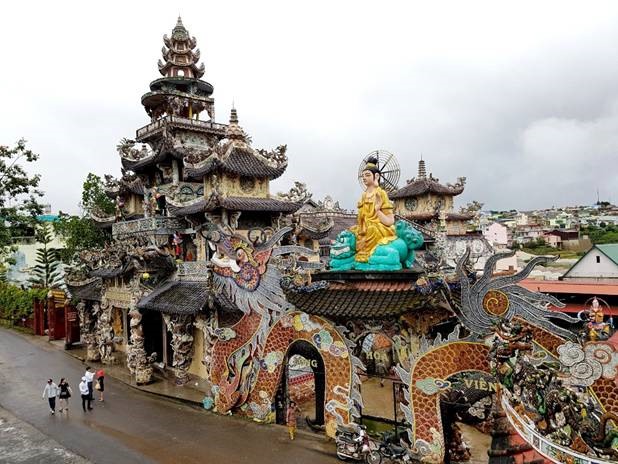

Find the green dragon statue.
xmin=330 ymin=220 xmax=424 ymax=271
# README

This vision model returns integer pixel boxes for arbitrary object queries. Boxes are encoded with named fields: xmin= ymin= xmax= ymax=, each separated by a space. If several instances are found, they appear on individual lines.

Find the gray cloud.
xmin=2 ymin=1 xmax=617 ymax=213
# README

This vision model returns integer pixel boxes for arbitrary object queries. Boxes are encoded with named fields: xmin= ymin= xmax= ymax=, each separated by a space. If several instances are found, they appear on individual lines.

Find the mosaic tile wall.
xmin=246 ymin=312 xmax=353 ymax=438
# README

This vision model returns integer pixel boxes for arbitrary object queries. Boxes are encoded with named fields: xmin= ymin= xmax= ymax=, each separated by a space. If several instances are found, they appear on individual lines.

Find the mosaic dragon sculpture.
xmin=205 ymin=226 xmax=363 ymax=436
xmin=207 ymin=226 xmax=299 ymax=413
xmin=393 ymin=249 xmax=615 ymax=463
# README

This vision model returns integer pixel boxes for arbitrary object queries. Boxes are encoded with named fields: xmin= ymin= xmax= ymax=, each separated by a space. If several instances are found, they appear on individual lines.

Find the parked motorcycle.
xmin=368 ymin=440 xmax=411 ymax=464
xmin=335 ymin=424 xmax=378 ymax=462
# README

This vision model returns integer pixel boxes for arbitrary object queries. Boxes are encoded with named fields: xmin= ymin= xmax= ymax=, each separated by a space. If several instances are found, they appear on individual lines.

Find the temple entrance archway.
xmin=275 ymin=340 xmax=325 ymax=428
xmin=247 ymin=312 xmax=358 ymax=437
xmin=397 ymin=341 xmax=492 ymax=463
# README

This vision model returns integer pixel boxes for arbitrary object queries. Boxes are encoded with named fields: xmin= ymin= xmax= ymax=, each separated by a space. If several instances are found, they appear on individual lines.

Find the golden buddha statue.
xmin=352 ymin=156 xmax=397 ymax=262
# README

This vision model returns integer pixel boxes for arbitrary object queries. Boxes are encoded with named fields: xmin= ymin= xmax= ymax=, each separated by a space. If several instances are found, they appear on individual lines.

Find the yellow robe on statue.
xmin=352 ymin=187 xmax=397 ymax=262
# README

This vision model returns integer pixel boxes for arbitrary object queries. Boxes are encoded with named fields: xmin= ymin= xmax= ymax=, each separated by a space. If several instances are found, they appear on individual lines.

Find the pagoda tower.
xmin=143 ymin=16 xmax=215 ymax=122
xmin=103 ymin=18 xmax=296 ymax=242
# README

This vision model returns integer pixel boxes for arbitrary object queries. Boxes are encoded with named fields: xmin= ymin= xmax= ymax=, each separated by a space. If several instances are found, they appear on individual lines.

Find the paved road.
xmin=0 ymin=406 xmax=90 ymax=464
xmin=0 ymin=328 xmax=338 ymax=464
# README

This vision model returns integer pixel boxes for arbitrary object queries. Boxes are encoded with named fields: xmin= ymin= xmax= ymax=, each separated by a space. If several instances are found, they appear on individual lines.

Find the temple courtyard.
xmin=0 ymin=328 xmax=338 ymax=464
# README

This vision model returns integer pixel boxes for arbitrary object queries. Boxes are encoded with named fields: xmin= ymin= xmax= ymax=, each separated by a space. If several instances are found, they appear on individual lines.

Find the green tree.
xmin=0 ymin=139 xmax=44 ymax=268
xmin=81 ymin=173 xmax=115 ymax=216
xmin=29 ymin=223 xmax=64 ymax=288
xmin=54 ymin=213 xmax=109 ymax=263
xmin=53 ymin=173 xmax=112 ymax=263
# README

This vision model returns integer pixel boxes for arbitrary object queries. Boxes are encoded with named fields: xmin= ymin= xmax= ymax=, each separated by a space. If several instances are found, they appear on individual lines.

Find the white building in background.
xmin=481 ymin=222 xmax=518 ymax=272
xmin=562 ymin=244 xmax=618 ymax=283
xmin=515 ymin=212 xmax=529 ymax=226
xmin=483 ymin=222 xmax=511 ymax=248
xmin=6 ymin=214 xmax=65 ymax=287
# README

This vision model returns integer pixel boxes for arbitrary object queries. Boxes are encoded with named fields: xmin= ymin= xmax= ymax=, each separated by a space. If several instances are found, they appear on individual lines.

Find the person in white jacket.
xmin=84 ymin=367 xmax=95 ymax=401
xmin=79 ymin=376 xmax=92 ymax=412
xmin=42 ymin=379 xmax=59 ymax=414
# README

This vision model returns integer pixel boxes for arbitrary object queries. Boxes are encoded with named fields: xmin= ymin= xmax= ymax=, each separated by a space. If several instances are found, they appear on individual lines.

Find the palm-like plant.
xmin=29 ymin=223 xmax=64 ymax=288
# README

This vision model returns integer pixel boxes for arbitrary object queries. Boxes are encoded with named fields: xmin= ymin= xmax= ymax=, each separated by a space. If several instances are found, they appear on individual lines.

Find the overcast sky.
xmin=2 ymin=1 xmax=618 ymax=214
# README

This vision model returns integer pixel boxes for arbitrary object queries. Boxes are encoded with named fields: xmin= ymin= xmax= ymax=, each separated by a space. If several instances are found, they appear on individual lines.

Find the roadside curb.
xmin=60 ymin=346 xmax=206 ymax=409
xmin=38 ymin=332 xmax=330 ymax=443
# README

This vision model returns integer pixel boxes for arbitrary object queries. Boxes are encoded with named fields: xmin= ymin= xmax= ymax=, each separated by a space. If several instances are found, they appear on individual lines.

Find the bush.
xmin=0 ymin=283 xmax=47 ymax=323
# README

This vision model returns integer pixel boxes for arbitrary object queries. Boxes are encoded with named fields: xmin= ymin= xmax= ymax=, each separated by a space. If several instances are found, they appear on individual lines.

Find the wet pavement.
xmin=0 ymin=328 xmax=338 ymax=464
xmin=0 ymin=406 xmax=90 ymax=464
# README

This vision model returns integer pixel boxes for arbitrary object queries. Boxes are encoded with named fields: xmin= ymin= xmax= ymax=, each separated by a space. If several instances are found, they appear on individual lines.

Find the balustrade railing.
xmin=176 ymin=261 xmax=210 ymax=281
xmin=136 ymin=115 xmax=227 ymax=140
xmin=112 ymin=217 xmax=185 ymax=238
xmin=501 ymin=395 xmax=613 ymax=464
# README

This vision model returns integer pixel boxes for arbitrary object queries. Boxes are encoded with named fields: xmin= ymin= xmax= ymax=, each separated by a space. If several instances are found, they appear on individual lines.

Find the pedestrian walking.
xmin=42 ymin=378 xmax=59 ymax=414
xmin=58 ymin=378 xmax=72 ymax=413
xmin=79 ymin=376 xmax=92 ymax=411
xmin=286 ymin=400 xmax=301 ymax=440
xmin=375 ymin=358 xmax=388 ymax=387
xmin=96 ymin=368 xmax=105 ymax=402
xmin=84 ymin=366 xmax=95 ymax=401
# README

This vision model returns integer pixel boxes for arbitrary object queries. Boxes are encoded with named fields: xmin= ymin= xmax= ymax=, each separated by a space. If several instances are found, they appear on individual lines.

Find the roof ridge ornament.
xmin=226 ymin=107 xmax=247 ymax=143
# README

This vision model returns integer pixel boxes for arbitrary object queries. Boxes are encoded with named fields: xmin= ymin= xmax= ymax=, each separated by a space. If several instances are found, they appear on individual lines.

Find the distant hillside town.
xmin=479 ymin=200 xmax=618 ymax=251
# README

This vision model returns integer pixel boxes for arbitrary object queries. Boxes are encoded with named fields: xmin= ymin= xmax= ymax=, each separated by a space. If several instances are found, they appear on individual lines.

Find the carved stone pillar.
xmin=127 ymin=307 xmax=153 ymax=385
xmin=78 ymin=301 xmax=100 ymax=362
xmin=163 ymin=313 xmax=195 ymax=385
xmin=96 ymin=300 xmax=115 ymax=364
xmin=194 ymin=313 xmax=216 ymax=381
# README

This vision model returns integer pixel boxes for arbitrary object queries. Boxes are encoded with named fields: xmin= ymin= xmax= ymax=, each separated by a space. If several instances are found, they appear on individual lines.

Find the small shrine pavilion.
xmin=390 ymin=159 xmax=472 ymax=236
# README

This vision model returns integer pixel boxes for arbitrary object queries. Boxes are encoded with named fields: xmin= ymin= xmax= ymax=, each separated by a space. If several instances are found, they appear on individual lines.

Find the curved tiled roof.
xmin=397 ymin=212 xmax=474 ymax=221
xmin=67 ymin=278 xmax=102 ymax=302
xmin=137 ymin=280 xmax=209 ymax=314
xmin=286 ymin=278 xmax=442 ymax=319
xmin=317 ymin=214 xmax=357 ymax=246
xmin=391 ymin=179 xmax=465 ymax=199
xmin=167 ymin=196 xmax=301 ymax=216
xmin=167 ymin=198 xmax=208 ymax=216
xmin=219 ymin=196 xmax=300 ymax=213
xmin=184 ymin=147 xmax=287 ymax=180
xmin=120 ymin=150 xmax=167 ymax=172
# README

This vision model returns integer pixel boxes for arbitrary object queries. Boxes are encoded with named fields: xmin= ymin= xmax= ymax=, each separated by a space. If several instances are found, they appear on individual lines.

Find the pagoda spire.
xmin=418 ymin=158 xmax=427 ymax=180
xmin=158 ymin=17 xmax=205 ymax=79
xmin=173 ymin=16 xmax=188 ymax=39
xmin=226 ymin=107 xmax=246 ymax=142
xmin=143 ymin=18 xmax=215 ymax=122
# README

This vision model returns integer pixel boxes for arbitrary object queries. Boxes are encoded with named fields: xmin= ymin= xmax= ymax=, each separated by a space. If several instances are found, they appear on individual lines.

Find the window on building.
xmin=596 ymin=255 xmax=601 ymax=263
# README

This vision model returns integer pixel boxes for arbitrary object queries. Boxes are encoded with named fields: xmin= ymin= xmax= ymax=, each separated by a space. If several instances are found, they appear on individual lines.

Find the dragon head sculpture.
xmin=329 ymin=230 xmax=357 ymax=271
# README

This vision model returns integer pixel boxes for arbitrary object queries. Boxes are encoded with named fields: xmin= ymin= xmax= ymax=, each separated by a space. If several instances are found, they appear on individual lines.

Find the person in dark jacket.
xmin=58 ymin=378 xmax=72 ymax=413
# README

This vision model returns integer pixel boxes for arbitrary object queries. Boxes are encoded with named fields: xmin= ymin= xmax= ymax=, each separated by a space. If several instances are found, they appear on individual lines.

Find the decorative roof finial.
xmin=418 ymin=158 xmax=427 ymax=180
xmin=230 ymin=107 xmax=239 ymax=124
xmin=226 ymin=107 xmax=245 ymax=141
xmin=171 ymin=16 xmax=189 ymax=41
